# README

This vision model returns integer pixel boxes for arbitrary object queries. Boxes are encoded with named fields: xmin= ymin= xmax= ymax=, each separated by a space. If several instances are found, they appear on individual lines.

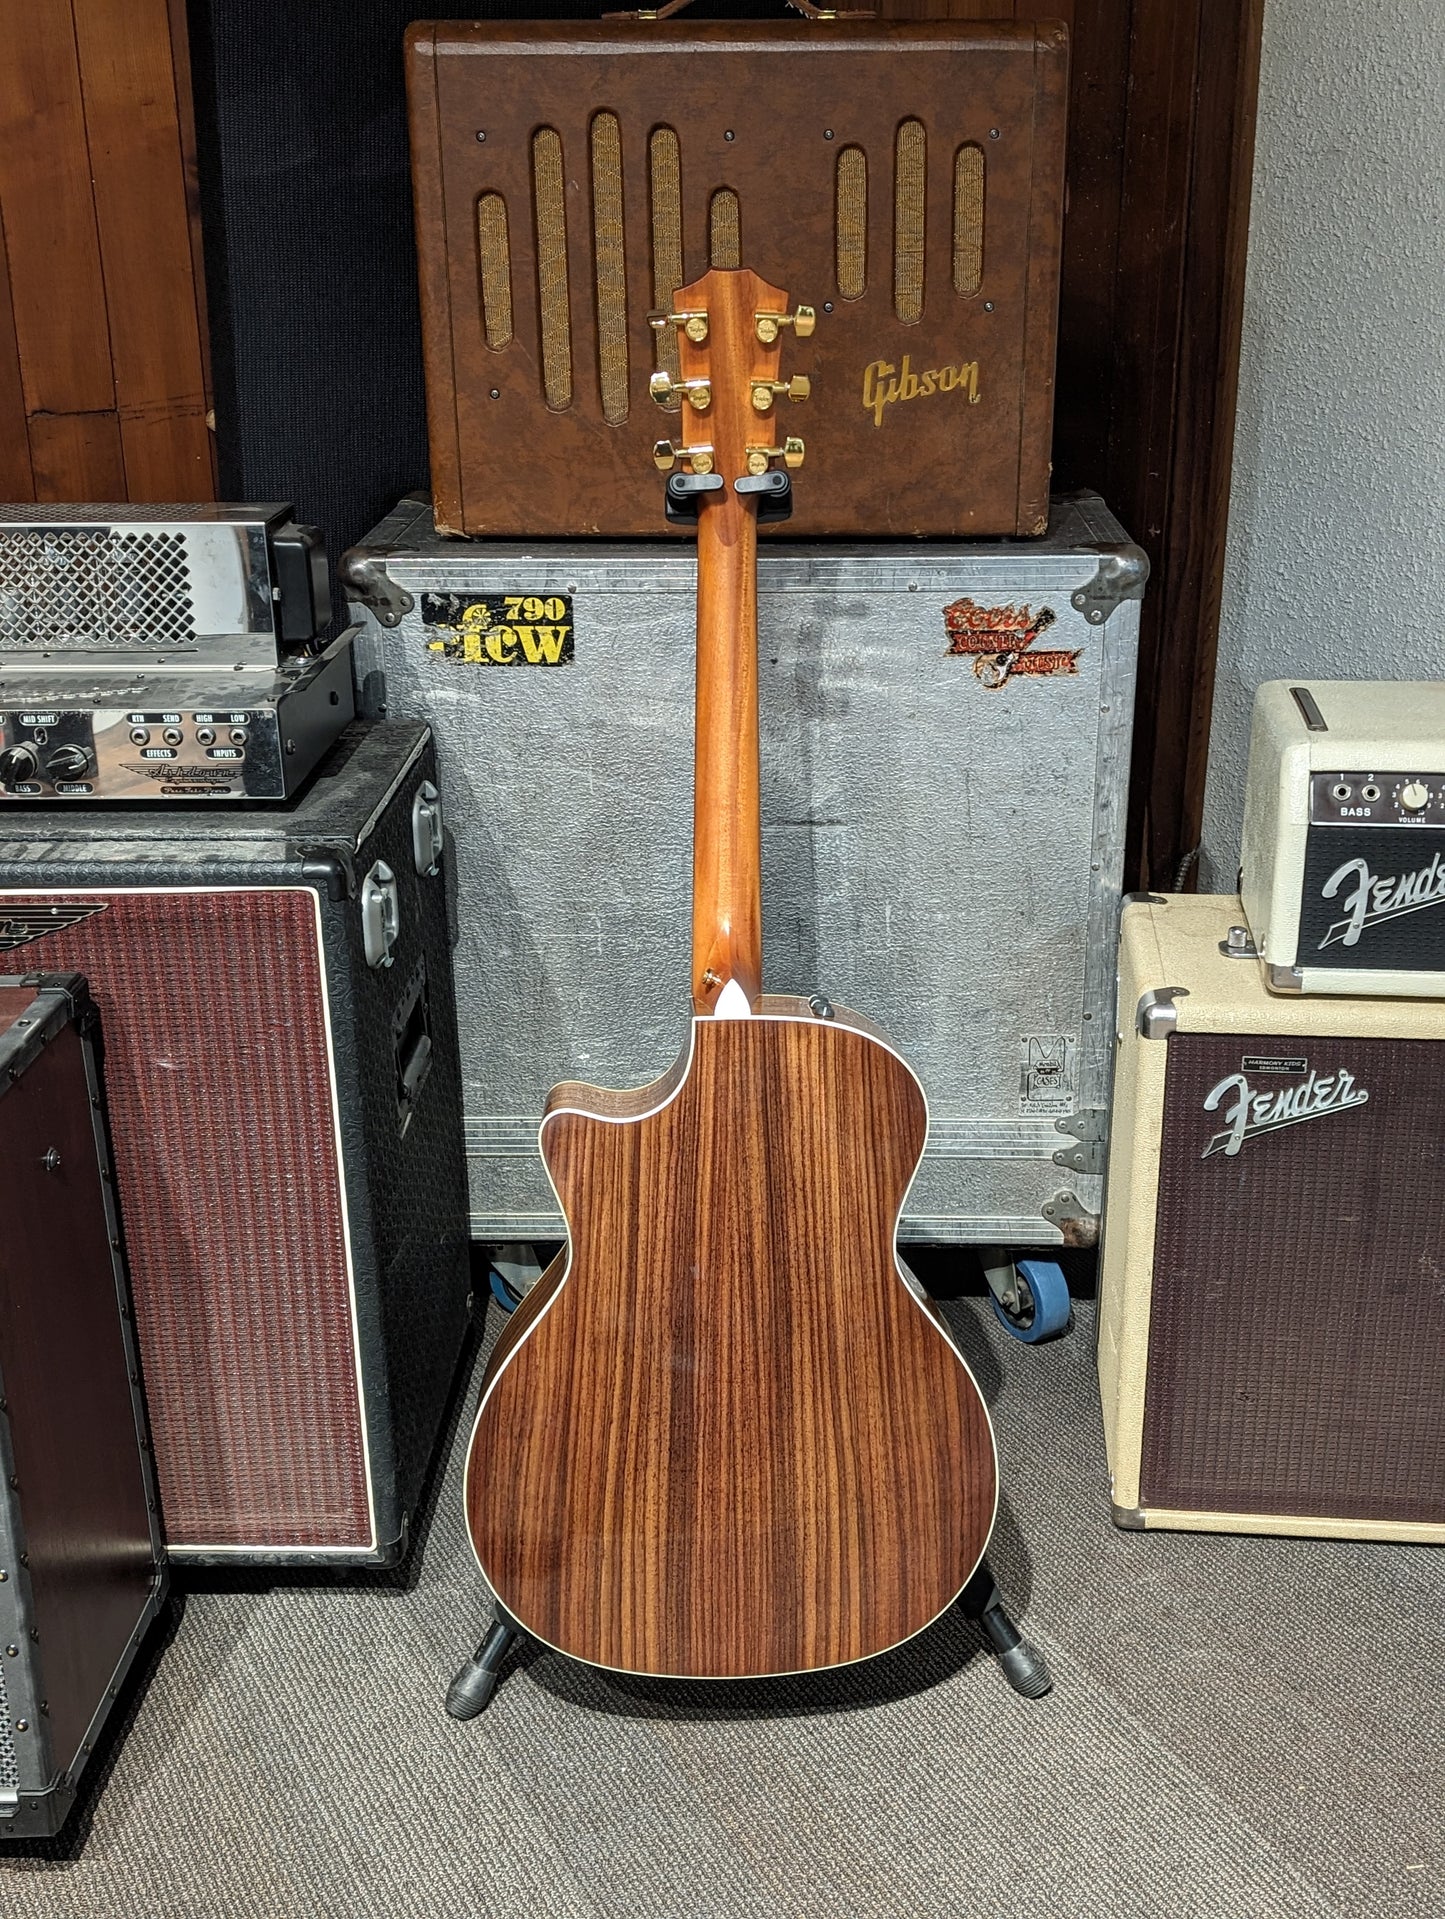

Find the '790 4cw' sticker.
xmin=420 ymin=593 xmax=574 ymax=666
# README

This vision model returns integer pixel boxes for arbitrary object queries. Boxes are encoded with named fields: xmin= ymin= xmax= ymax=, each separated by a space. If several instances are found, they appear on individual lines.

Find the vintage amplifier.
xmin=1098 ymin=892 xmax=1445 ymax=1541
xmin=0 ymin=973 xmax=166 ymax=1838
xmin=343 ymin=490 xmax=1146 ymax=1254
xmin=0 ymin=724 xmax=472 ymax=1566
xmin=0 ymin=504 xmax=353 ymax=801
xmin=405 ymin=18 xmax=1067 ymax=539
xmin=1240 ymin=679 xmax=1445 ymax=995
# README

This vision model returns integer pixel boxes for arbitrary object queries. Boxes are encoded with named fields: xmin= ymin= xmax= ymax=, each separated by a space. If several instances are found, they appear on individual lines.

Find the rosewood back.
xmin=467 ymin=1013 xmax=996 ymax=1677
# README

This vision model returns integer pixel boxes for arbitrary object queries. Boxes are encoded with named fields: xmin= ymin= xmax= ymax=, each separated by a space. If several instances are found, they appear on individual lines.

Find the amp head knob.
xmin=1400 ymin=781 xmax=1431 ymax=811
xmin=44 ymin=742 xmax=94 ymax=782
xmin=0 ymin=744 xmax=39 ymax=788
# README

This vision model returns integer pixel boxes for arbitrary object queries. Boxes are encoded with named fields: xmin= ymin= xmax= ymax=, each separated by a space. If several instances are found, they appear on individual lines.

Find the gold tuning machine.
xmin=647 ymin=307 xmax=709 ymax=343
xmin=653 ymin=439 xmax=715 ymax=475
xmin=754 ymin=306 xmax=816 ymax=345
xmin=649 ymin=371 xmax=712 ymax=412
xmin=750 ymin=375 xmax=811 ymax=413
xmin=744 ymin=437 xmax=805 ymax=475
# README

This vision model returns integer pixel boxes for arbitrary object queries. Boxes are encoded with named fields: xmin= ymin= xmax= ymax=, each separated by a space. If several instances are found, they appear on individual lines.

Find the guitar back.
xmin=466 ymin=1011 xmax=997 ymax=1678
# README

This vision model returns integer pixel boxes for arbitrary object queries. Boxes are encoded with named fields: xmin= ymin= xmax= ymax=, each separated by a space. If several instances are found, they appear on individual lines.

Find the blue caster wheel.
xmin=488 ymin=1268 xmax=522 ymax=1314
xmin=992 ymin=1258 xmax=1072 ymax=1343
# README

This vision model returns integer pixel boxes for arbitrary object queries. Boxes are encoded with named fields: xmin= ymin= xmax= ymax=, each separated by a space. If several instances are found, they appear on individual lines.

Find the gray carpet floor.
xmin=3 ymin=1293 xmax=1441 ymax=1918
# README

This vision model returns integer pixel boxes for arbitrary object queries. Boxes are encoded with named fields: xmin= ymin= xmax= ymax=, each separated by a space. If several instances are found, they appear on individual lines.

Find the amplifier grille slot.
xmin=591 ymin=113 xmax=629 ymax=425
xmin=0 ymin=1658 xmax=15 ymax=1788
xmin=476 ymin=192 xmax=513 ymax=349
xmin=709 ymin=187 xmax=741 ymax=270
xmin=894 ymin=119 xmax=926 ymax=325
xmin=953 ymin=144 xmax=985 ymax=297
xmin=531 ymin=127 xmax=572 ymax=410
xmin=835 ymin=146 xmax=868 ymax=301
xmin=649 ymin=126 xmax=684 ymax=405
xmin=0 ymin=529 xmax=195 ymax=650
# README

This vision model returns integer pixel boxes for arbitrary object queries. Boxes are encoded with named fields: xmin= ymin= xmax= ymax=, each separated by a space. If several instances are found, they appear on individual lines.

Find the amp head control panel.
xmin=1310 ymin=773 xmax=1445 ymax=826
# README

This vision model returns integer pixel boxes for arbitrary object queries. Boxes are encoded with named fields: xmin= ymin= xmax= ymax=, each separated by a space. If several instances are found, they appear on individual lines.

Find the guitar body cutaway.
xmin=465 ymin=1009 xmax=998 ymax=1679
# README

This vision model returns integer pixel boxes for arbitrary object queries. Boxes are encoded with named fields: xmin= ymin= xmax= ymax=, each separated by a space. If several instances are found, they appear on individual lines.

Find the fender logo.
xmin=862 ymin=355 xmax=980 ymax=428
xmin=1201 ymin=1067 xmax=1370 ymax=1159
xmin=1318 ymin=851 xmax=1445 ymax=948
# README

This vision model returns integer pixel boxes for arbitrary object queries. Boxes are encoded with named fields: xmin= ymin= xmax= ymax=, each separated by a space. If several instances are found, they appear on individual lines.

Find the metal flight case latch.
xmin=1053 ymin=1109 xmax=1106 ymax=1177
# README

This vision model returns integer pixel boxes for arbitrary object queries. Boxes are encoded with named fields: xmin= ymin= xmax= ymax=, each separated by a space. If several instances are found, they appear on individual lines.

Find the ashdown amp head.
xmin=1098 ymin=892 xmax=1445 ymax=1542
xmin=0 ymin=503 xmax=354 ymax=801
xmin=1240 ymin=679 xmax=1445 ymax=995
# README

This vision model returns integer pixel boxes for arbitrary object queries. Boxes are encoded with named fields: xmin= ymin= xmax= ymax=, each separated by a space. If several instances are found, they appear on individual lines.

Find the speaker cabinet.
xmin=0 ymin=975 xmax=165 ymax=1838
xmin=0 ymin=725 xmax=471 ymax=1566
xmin=1099 ymin=892 xmax=1445 ymax=1542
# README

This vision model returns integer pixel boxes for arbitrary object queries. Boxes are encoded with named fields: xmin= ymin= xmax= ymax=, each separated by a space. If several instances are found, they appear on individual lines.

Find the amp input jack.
xmin=1331 ymin=783 xmax=1352 ymax=802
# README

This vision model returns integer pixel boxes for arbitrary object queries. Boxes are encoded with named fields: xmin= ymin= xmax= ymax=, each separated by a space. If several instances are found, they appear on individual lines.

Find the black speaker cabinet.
xmin=0 ymin=974 xmax=165 ymax=1839
xmin=0 ymin=725 xmax=471 ymax=1567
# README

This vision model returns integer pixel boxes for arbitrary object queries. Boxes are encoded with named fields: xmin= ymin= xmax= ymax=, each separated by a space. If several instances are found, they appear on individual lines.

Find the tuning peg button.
xmin=649 ymin=371 xmax=712 ymax=412
xmin=754 ymin=306 xmax=817 ymax=345
xmin=744 ymin=437 xmax=805 ymax=475
xmin=653 ymin=440 xmax=715 ymax=474
xmin=750 ymin=375 xmax=811 ymax=413
xmin=647 ymin=307 xmax=709 ymax=342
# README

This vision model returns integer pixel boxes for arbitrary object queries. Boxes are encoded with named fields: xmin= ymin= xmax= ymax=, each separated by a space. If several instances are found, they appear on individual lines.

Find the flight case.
xmin=343 ymin=492 xmax=1146 ymax=1256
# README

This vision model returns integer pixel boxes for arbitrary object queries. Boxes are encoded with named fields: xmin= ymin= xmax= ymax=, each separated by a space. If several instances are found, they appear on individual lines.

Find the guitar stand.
xmin=959 ymin=1559 xmax=1053 ymax=1698
xmin=445 ymin=1602 xmax=524 ymax=1720
xmin=445 ymin=1558 xmax=1050 ymax=1717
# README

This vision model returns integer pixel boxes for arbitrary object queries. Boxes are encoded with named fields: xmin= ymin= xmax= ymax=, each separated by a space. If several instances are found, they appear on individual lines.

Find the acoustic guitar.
xmin=460 ymin=268 xmax=998 ymax=1682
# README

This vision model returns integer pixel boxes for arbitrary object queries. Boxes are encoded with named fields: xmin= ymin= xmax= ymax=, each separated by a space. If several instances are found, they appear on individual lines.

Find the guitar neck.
xmin=669 ymin=266 xmax=799 ymax=1017
xmin=691 ymin=432 xmax=762 ymax=1016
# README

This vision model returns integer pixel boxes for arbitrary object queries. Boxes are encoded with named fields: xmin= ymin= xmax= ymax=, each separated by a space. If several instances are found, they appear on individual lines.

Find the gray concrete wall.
xmin=1199 ymin=0 xmax=1445 ymax=890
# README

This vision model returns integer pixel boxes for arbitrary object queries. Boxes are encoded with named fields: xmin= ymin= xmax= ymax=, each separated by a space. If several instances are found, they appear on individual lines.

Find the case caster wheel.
xmin=488 ymin=1268 xmax=521 ymax=1314
xmin=989 ymin=1256 xmax=1071 ymax=1344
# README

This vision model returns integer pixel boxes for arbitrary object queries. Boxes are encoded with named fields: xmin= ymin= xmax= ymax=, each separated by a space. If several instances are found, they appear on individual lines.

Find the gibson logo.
xmin=1201 ymin=1067 xmax=1369 ymax=1159
xmin=1319 ymin=851 xmax=1445 ymax=949
xmin=862 ymin=355 xmax=980 ymax=428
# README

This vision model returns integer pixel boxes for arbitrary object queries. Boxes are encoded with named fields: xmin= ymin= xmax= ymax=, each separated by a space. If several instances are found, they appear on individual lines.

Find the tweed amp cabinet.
xmin=0 ymin=725 xmax=471 ymax=1566
xmin=0 ymin=504 xmax=352 ymax=802
xmin=1098 ymin=892 xmax=1445 ymax=1542
xmin=1241 ymin=679 xmax=1445 ymax=996
xmin=405 ymin=18 xmax=1068 ymax=538
xmin=0 ymin=975 xmax=166 ymax=1838
xmin=344 ymin=490 xmax=1146 ymax=1251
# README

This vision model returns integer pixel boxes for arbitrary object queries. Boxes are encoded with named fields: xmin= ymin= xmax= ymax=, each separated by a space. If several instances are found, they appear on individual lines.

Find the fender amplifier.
xmin=0 ymin=725 xmax=472 ymax=1566
xmin=0 ymin=974 xmax=165 ymax=1838
xmin=406 ymin=19 xmax=1068 ymax=538
xmin=1098 ymin=892 xmax=1445 ymax=1541
xmin=1240 ymin=679 xmax=1445 ymax=995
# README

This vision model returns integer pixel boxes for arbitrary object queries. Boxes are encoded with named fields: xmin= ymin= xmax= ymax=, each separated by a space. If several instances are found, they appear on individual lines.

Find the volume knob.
xmin=1401 ymin=781 xmax=1431 ymax=811
xmin=45 ymin=743 xmax=93 ymax=782
xmin=0 ymin=744 xmax=39 ymax=788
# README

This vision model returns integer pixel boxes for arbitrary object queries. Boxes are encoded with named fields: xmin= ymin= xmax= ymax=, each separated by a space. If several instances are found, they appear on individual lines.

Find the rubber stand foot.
xmin=446 ymin=1658 xmax=502 ymax=1719
xmin=996 ymin=1637 xmax=1053 ymax=1699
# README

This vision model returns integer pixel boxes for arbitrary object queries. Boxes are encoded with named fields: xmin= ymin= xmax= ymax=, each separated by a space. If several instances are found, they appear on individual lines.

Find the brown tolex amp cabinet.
xmin=406 ymin=19 xmax=1068 ymax=539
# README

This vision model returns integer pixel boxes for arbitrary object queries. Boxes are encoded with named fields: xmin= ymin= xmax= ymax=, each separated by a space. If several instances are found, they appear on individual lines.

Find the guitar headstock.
xmin=647 ymin=269 xmax=815 ymax=518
